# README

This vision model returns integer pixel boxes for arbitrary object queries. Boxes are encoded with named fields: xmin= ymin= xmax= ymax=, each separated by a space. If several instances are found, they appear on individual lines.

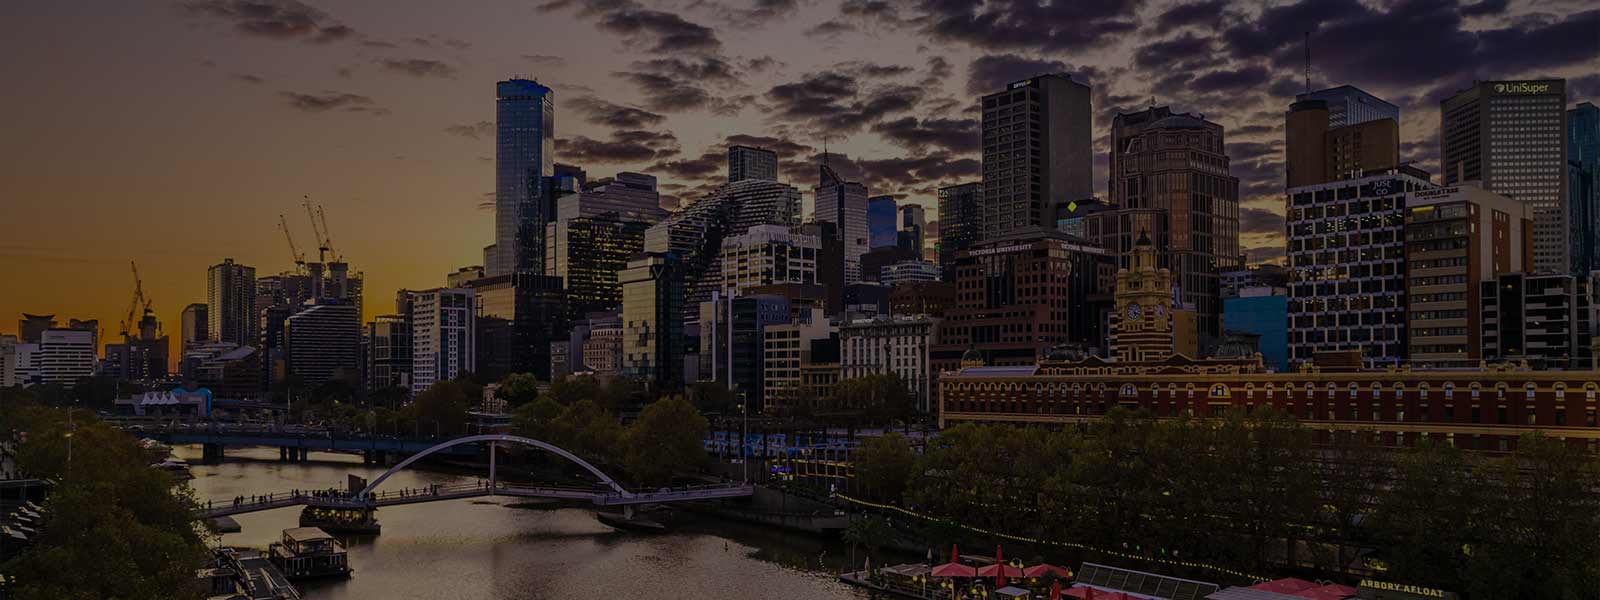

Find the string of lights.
xmin=834 ymin=492 xmax=1269 ymax=583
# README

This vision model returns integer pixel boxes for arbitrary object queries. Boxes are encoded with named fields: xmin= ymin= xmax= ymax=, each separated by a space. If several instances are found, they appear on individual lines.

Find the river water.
xmin=176 ymin=445 xmax=872 ymax=600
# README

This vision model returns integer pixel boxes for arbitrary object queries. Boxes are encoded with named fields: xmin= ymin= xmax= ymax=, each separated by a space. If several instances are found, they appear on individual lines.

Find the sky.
xmin=0 ymin=0 xmax=1596 ymax=343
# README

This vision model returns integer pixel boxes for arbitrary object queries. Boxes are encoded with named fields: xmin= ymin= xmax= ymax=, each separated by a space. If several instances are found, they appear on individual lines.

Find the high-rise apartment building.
xmin=1441 ymin=80 xmax=1568 ymax=273
xmin=899 ymin=204 xmax=926 ymax=253
xmin=1481 ymin=273 xmax=1591 ymax=368
xmin=814 ymin=161 xmax=870 ymax=283
xmin=761 ymin=308 xmax=834 ymax=413
xmin=1404 ymin=185 xmax=1532 ymax=365
xmin=469 ymin=273 xmax=567 ymax=382
xmin=1287 ymin=86 xmax=1401 ymax=188
xmin=35 ymin=328 xmax=96 ymax=385
xmin=980 ymin=74 xmax=1093 ymax=240
xmin=180 ymin=303 xmax=208 ymax=348
xmin=208 ymin=258 xmax=257 ymax=346
xmin=1287 ymin=169 xmax=1431 ymax=366
xmin=719 ymin=224 xmax=819 ymax=294
xmin=620 ymin=252 xmax=682 ymax=387
xmin=1570 ymin=102 xmax=1600 ymax=276
xmin=364 ymin=314 xmax=411 ymax=392
xmin=728 ymin=144 xmax=778 ymax=183
xmin=649 ymin=177 xmax=803 ymax=323
xmin=1107 ymin=106 xmax=1241 ymax=338
xmin=485 ymin=79 xmax=556 ymax=276
xmin=937 ymin=183 xmax=982 ymax=282
xmin=410 ymin=288 xmax=476 ymax=394
xmin=546 ymin=172 xmax=667 ymax=320
xmin=284 ymin=301 xmax=361 ymax=388
xmin=868 ymin=196 xmax=898 ymax=248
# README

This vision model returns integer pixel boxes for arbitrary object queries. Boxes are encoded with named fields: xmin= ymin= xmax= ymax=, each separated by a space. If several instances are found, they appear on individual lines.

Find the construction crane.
xmin=302 ymin=196 xmax=330 ymax=263
xmin=316 ymin=204 xmax=340 ymax=262
xmin=279 ymin=214 xmax=306 ymax=273
xmin=119 ymin=261 xmax=148 ymax=341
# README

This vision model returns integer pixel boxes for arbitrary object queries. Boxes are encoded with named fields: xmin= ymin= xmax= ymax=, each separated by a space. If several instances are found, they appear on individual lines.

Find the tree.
xmin=622 ymin=396 xmax=709 ymax=486
xmin=497 ymin=373 xmax=542 ymax=408
xmin=686 ymin=381 xmax=736 ymax=414
xmin=402 ymin=380 xmax=472 ymax=437
xmin=549 ymin=399 xmax=624 ymax=465
xmin=1 ymin=404 xmax=210 ymax=599
xmin=853 ymin=432 xmax=916 ymax=503
xmin=511 ymin=395 xmax=564 ymax=440
xmin=842 ymin=514 xmax=895 ymax=571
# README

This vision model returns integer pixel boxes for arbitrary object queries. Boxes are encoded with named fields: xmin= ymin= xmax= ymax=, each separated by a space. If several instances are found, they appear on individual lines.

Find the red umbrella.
xmin=995 ymin=544 xmax=1008 ymax=587
xmin=1065 ymin=588 xmax=1136 ymax=600
xmin=1251 ymin=578 xmax=1318 ymax=593
xmin=1293 ymin=584 xmax=1360 ymax=600
xmin=977 ymin=563 xmax=1026 ymax=578
xmin=1025 ymin=563 xmax=1072 ymax=579
xmin=1051 ymin=580 xmax=1062 ymax=600
xmin=931 ymin=544 xmax=976 ymax=578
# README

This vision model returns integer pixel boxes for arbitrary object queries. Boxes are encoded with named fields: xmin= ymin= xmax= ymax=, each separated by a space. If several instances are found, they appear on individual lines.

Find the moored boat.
xmin=268 ymin=527 xmax=352 ymax=580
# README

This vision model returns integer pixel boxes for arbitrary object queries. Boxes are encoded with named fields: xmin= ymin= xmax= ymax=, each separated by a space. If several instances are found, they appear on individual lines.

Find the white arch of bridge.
xmin=357 ymin=434 xmax=629 ymax=500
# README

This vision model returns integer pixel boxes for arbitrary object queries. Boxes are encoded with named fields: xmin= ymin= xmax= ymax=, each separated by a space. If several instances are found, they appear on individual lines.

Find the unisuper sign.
xmin=1493 ymin=81 xmax=1553 ymax=94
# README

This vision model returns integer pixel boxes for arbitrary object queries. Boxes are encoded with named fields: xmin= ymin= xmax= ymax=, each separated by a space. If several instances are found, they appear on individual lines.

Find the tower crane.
xmin=303 ymin=196 xmax=330 ymax=263
xmin=316 ymin=204 xmax=340 ymax=262
xmin=279 ymin=214 xmax=306 ymax=273
xmin=119 ymin=261 xmax=148 ymax=341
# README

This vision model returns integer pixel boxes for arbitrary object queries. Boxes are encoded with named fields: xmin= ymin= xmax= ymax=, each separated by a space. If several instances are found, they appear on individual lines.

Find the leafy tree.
xmin=1 ymin=404 xmax=210 ymax=599
xmin=511 ymin=395 xmax=564 ymax=440
xmin=497 ymin=373 xmax=543 ymax=408
xmin=687 ymin=381 xmax=736 ymax=414
xmin=622 ymin=396 xmax=709 ymax=486
xmin=549 ymin=399 xmax=624 ymax=465
xmin=853 ymin=432 xmax=916 ymax=503
xmin=402 ymin=379 xmax=472 ymax=437
xmin=367 ymin=385 xmax=410 ymax=412
xmin=842 ymin=514 xmax=894 ymax=570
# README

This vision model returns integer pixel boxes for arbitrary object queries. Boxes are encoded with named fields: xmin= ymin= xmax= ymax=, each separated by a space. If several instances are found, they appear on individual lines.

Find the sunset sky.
xmin=1 ymin=0 xmax=1595 ymax=342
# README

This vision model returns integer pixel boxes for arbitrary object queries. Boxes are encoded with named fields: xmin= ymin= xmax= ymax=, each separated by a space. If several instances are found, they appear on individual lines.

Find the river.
xmin=176 ymin=445 xmax=873 ymax=599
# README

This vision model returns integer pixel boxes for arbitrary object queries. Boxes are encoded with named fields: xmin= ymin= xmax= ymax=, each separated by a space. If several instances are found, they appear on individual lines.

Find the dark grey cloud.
xmin=704 ymin=0 xmax=800 ymax=27
xmin=921 ymin=56 xmax=953 ymax=86
xmin=1244 ymin=246 xmax=1286 ymax=265
xmin=565 ymin=96 xmax=667 ymax=128
xmin=964 ymin=54 xmax=1069 ymax=95
xmin=1190 ymin=66 xmax=1271 ymax=94
xmin=1155 ymin=0 xmax=1230 ymax=29
xmin=557 ymin=129 xmax=680 ymax=164
xmin=765 ymin=72 xmax=923 ymax=134
xmin=875 ymin=0 xmax=1141 ymax=53
xmin=375 ymin=58 xmax=458 ymax=79
xmin=833 ymin=61 xmax=915 ymax=78
xmin=1133 ymin=33 xmax=1216 ymax=70
xmin=629 ymin=57 xmax=739 ymax=84
xmin=544 ymin=1 xmax=723 ymax=54
xmin=524 ymin=54 xmax=567 ymax=67
xmin=1459 ymin=0 xmax=1509 ymax=17
xmin=805 ymin=19 xmax=857 ymax=40
xmin=650 ymin=149 xmax=724 ymax=181
xmin=611 ymin=68 xmax=749 ymax=115
xmin=1239 ymin=207 xmax=1284 ymax=235
xmin=182 ymin=0 xmax=357 ymax=43
xmin=232 ymin=73 xmax=266 ymax=84
xmin=870 ymin=116 xmax=979 ymax=154
xmin=279 ymin=91 xmax=387 ymax=115
xmin=444 ymin=121 xmax=495 ymax=139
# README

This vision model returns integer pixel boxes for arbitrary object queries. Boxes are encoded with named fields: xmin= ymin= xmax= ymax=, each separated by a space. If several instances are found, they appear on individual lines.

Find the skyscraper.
xmin=898 ymin=203 xmax=926 ymax=253
xmin=545 ymin=171 xmax=668 ymax=320
xmin=646 ymin=177 xmax=802 ymax=322
xmin=1441 ymin=80 xmax=1569 ymax=273
xmin=980 ymin=73 xmax=1093 ymax=240
xmin=1107 ymin=106 xmax=1241 ymax=338
xmin=284 ymin=301 xmax=361 ymax=388
xmin=937 ymin=182 xmax=982 ymax=282
xmin=1286 ymin=85 xmax=1401 ymax=188
xmin=1570 ymin=102 xmax=1600 ymax=275
xmin=364 ymin=314 xmax=411 ymax=393
xmin=620 ymin=252 xmax=682 ymax=387
xmin=1404 ymin=185 xmax=1531 ymax=366
xmin=485 ymin=79 xmax=555 ymax=277
xmin=409 ymin=288 xmax=475 ymax=394
xmin=469 ymin=272 xmax=567 ymax=382
xmin=814 ymin=160 xmax=869 ymax=283
xmin=207 ymin=258 xmax=257 ymax=346
xmin=868 ymin=195 xmax=898 ymax=248
xmin=180 ymin=303 xmax=208 ymax=348
xmin=728 ymin=144 xmax=778 ymax=183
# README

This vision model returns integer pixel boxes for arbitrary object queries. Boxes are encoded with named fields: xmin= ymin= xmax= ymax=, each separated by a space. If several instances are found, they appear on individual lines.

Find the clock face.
xmin=1126 ymin=303 xmax=1142 ymax=320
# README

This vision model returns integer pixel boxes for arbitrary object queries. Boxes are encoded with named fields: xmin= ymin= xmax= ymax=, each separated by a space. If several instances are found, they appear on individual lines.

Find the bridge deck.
xmin=200 ymin=482 xmax=754 ymax=519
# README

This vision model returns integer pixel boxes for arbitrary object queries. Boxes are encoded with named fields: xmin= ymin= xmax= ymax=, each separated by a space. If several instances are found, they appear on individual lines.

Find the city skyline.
xmin=3 ymin=0 xmax=1597 ymax=339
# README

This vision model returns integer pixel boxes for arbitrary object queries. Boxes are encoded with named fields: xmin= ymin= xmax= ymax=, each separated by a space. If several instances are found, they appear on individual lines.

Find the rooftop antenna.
xmin=1304 ymin=31 xmax=1312 ymax=93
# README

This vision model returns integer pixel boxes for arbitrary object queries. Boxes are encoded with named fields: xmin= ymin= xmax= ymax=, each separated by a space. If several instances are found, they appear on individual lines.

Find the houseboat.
xmin=268 ymin=527 xmax=351 ymax=580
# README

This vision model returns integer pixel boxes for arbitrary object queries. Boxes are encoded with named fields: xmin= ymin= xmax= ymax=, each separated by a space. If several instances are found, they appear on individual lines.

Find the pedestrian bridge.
xmin=198 ymin=433 xmax=753 ymax=520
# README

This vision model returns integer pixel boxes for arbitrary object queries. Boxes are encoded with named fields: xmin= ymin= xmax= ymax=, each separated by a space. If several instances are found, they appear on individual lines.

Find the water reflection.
xmin=177 ymin=446 xmax=871 ymax=599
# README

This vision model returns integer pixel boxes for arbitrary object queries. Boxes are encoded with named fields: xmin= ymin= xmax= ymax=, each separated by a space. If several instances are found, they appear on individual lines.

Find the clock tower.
xmin=1112 ymin=231 xmax=1179 ymax=362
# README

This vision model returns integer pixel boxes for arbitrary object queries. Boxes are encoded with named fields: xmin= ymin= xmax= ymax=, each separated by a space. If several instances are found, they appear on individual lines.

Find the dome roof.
xmin=1149 ymin=114 xmax=1208 ymax=129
